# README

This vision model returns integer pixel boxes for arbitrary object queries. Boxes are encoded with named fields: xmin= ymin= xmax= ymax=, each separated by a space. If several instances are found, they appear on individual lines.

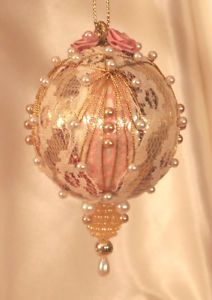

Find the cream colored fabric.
xmin=1 ymin=0 xmax=212 ymax=299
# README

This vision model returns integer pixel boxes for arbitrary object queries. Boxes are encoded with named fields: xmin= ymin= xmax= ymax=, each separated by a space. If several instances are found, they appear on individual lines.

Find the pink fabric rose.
xmin=107 ymin=28 xmax=137 ymax=54
xmin=72 ymin=31 xmax=99 ymax=52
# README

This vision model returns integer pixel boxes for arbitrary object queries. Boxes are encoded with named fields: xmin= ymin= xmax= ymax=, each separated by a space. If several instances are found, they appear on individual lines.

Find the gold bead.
xmin=103 ymin=123 xmax=115 ymax=133
xmin=178 ymin=116 xmax=187 ymax=130
xmin=104 ymin=107 xmax=114 ymax=117
xmin=103 ymin=138 xmax=114 ymax=148
xmin=178 ymin=134 xmax=183 ymax=144
xmin=177 ymin=103 xmax=185 ymax=114
xmin=82 ymin=215 xmax=92 ymax=224
xmin=120 ymin=214 xmax=129 ymax=223
xmin=96 ymin=240 xmax=113 ymax=256
xmin=24 ymin=120 xmax=32 ymax=130
xmin=25 ymin=135 xmax=33 ymax=145
xmin=25 ymin=104 xmax=34 ymax=114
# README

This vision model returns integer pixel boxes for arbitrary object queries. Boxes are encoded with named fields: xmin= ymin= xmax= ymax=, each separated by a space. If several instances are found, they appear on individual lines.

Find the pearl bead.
xmin=33 ymin=157 xmax=41 ymax=166
xmin=82 ymin=202 xmax=95 ymax=214
xmin=70 ymin=53 xmax=81 ymax=63
xmin=132 ymin=78 xmax=141 ymax=87
xmin=76 ymin=162 xmax=86 ymax=170
xmin=105 ymin=46 xmax=114 ymax=54
xmin=103 ymin=123 xmax=115 ymax=133
xmin=67 ymin=47 xmax=75 ymax=56
xmin=178 ymin=116 xmax=187 ymax=130
xmin=116 ymin=201 xmax=130 ymax=213
xmin=24 ymin=120 xmax=32 ymax=130
xmin=128 ymin=164 xmax=137 ymax=171
xmin=148 ymin=51 xmax=158 ymax=62
xmin=81 ymin=74 xmax=91 ymax=86
xmin=96 ymin=240 xmax=113 ymax=256
xmin=25 ymin=104 xmax=34 ymax=114
xmin=148 ymin=186 xmax=155 ymax=194
xmin=29 ymin=115 xmax=38 ymax=125
xmin=106 ymin=59 xmax=116 ymax=71
xmin=83 ymin=31 xmax=93 ymax=39
xmin=178 ymin=134 xmax=183 ymax=144
xmin=98 ymin=257 xmax=110 ymax=276
xmin=69 ymin=120 xmax=80 ymax=129
xmin=51 ymin=56 xmax=61 ymax=65
xmin=135 ymin=119 xmax=147 ymax=131
xmin=82 ymin=215 xmax=92 ymax=224
xmin=102 ymin=193 xmax=113 ymax=201
xmin=40 ymin=77 xmax=49 ymax=87
xmin=133 ymin=52 xmax=142 ymax=61
xmin=120 ymin=214 xmax=129 ymax=223
xmin=177 ymin=103 xmax=185 ymax=114
xmin=104 ymin=107 xmax=114 ymax=117
xmin=170 ymin=158 xmax=179 ymax=167
xmin=166 ymin=75 xmax=175 ymax=85
xmin=25 ymin=135 xmax=33 ymax=145
xmin=103 ymin=138 xmax=114 ymax=148
xmin=58 ymin=190 xmax=67 ymax=199
xmin=136 ymin=42 xmax=142 ymax=50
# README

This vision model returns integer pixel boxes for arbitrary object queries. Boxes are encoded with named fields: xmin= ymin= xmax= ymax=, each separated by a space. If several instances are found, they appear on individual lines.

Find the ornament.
xmin=24 ymin=0 xmax=187 ymax=275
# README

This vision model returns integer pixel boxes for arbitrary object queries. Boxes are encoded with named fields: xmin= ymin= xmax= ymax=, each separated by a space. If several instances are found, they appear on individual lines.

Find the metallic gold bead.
xmin=120 ymin=214 xmax=129 ymax=223
xmin=178 ymin=116 xmax=187 ymax=130
xmin=166 ymin=75 xmax=175 ymax=85
xmin=104 ymin=107 xmax=114 ymax=117
xmin=177 ymin=103 xmax=185 ymax=114
xmin=148 ymin=51 xmax=158 ymax=62
xmin=24 ymin=120 xmax=32 ymax=130
xmin=82 ymin=215 xmax=92 ymax=224
xmin=96 ymin=240 xmax=113 ymax=256
xmin=170 ymin=158 xmax=179 ymax=167
xmin=103 ymin=138 xmax=114 ymax=148
xmin=178 ymin=134 xmax=183 ymax=144
xmin=103 ymin=123 xmax=115 ymax=133
xmin=25 ymin=135 xmax=33 ymax=145
xmin=25 ymin=104 xmax=34 ymax=114
xmin=148 ymin=186 xmax=155 ymax=194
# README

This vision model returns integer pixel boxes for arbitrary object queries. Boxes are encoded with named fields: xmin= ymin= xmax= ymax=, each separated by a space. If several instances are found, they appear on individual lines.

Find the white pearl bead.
xmin=29 ymin=115 xmax=38 ymax=125
xmin=148 ymin=51 xmax=158 ymax=62
xmin=102 ymin=193 xmax=113 ymax=201
xmin=69 ymin=120 xmax=80 ymax=128
xmin=81 ymin=74 xmax=91 ymax=86
xmin=98 ymin=257 xmax=110 ymax=276
xmin=40 ymin=77 xmax=49 ymax=87
xmin=170 ymin=158 xmax=179 ymax=168
xmin=136 ymin=42 xmax=142 ymax=50
xmin=76 ymin=162 xmax=86 ymax=170
xmin=105 ymin=46 xmax=114 ymax=54
xmin=132 ymin=78 xmax=141 ymax=87
xmin=70 ymin=53 xmax=81 ymax=63
xmin=178 ymin=116 xmax=187 ymax=130
xmin=133 ymin=52 xmax=143 ymax=61
xmin=67 ymin=47 xmax=75 ymax=56
xmin=177 ymin=103 xmax=185 ymax=114
xmin=135 ymin=119 xmax=147 ymax=131
xmin=106 ymin=59 xmax=116 ymax=71
xmin=128 ymin=164 xmax=137 ymax=171
xmin=148 ymin=187 xmax=155 ymax=194
xmin=33 ymin=157 xmax=41 ymax=166
xmin=82 ymin=202 xmax=95 ymax=214
xmin=116 ymin=201 xmax=130 ymax=213
xmin=166 ymin=75 xmax=175 ymax=85
xmin=83 ymin=31 xmax=93 ymax=39
xmin=51 ymin=56 xmax=61 ymax=65
xmin=58 ymin=190 xmax=67 ymax=199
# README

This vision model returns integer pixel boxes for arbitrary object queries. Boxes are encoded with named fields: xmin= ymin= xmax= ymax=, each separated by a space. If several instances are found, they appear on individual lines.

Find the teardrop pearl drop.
xmin=98 ymin=257 xmax=110 ymax=276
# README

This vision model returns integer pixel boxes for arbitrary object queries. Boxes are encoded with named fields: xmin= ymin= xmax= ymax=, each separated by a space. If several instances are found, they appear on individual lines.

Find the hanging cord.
xmin=92 ymin=0 xmax=111 ymax=40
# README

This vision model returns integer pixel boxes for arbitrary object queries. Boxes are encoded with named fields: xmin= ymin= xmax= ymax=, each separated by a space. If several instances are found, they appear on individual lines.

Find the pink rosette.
xmin=72 ymin=31 xmax=99 ymax=52
xmin=107 ymin=28 xmax=137 ymax=54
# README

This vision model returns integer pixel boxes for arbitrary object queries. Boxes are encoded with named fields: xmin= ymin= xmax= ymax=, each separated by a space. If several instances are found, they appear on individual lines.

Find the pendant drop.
xmin=98 ymin=257 xmax=110 ymax=276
